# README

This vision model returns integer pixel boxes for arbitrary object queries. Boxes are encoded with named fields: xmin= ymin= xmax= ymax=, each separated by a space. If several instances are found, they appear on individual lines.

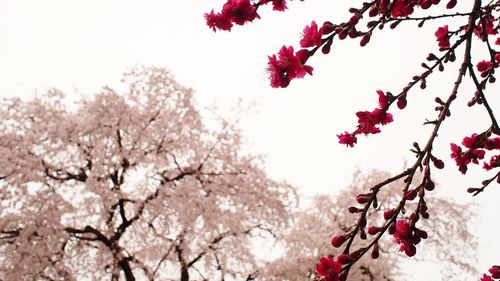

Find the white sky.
xmin=0 ymin=1 xmax=498 ymax=279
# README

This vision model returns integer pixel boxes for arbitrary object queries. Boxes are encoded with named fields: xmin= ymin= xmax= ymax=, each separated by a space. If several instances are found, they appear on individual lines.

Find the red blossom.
xmin=489 ymin=266 xmax=500 ymax=278
xmin=450 ymin=133 xmax=500 ymax=174
xmin=377 ymin=89 xmax=388 ymax=109
xmin=393 ymin=219 xmax=418 ymax=257
xmin=435 ymin=25 xmax=450 ymax=49
xmin=391 ymin=0 xmax=415 ymax=18
xmin=205 ymin=10 xmax=233 ymax=32
xmin=355 ymin=108 xmax=393 ymax=135
xmin=300 ymin=21 xmax=323 ymax=48
xmin=482 ymin=274 xmax=494 ymax=281
xmin=485 ymin=137 xmax=500 ymax=150
xmin=474 ymin=16 xmax=498 ymax=39
xmin=271 ymin=0 xmax=287 ymax=11
xmin=205 ymin=0 xmax=258 ymax=31
xmin=267 ymin=46 xmax=313 ymax=88
xmin=222 ymin=0 xmax=258 ymax=25
xmin=315 ymin=256 xmax=342 ymax=281
xmin=337 ymin=132 xmax=357 ymax=147
xmin=477 ymin=60 xmax=493 ymax=74
xmin=483 ymin=155 xmax=499 ymax=170
xmin=377 ymin=0 xmax=390 ymax=15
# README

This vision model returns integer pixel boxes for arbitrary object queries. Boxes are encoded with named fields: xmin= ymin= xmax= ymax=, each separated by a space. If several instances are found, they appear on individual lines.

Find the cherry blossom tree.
xmin=260 ymin=169 xmax=477 ymax=281
xmin=205 ymin=0 xmax=499 ymax=280
xmin=0 ymin=67 xmax=296 ymax=281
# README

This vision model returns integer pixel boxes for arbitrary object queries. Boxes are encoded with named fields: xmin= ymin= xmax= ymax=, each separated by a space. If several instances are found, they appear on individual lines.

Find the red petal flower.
xmin=337 ymin=132 xmax=357 ymax=147
xmin=489 ymin=265 xmax=500 ymax=278
xmin=316 ymin=256 xmax=341 ymax=281
xmin=377 ymin=90 xmax=388 ymax=109
xmin=300 ymin=21 xmax=323 ymax=48
xmin=435 ymin=25 xmax=450 ymax=48
xmin=481 ymin=274 xmax=494 ymax=281
xmin=222 ymin=0 xmax=258 ymax=25
xmin=477 ymin=60 xmax=493 ymax=73
xmin=204 ymin=10 xmax=233 ymax=32
xmin=267 ymin=46 xmax=313 ymax=88
xmin=271 ymin=0 xmax=287 ymax=11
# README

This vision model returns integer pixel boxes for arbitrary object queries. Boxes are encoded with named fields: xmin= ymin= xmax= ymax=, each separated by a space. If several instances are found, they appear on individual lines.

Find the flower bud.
xmin=424 ymin=180 xmax=435 ymax=191
xmin=356 ymin=194 xmax=370 ymax=204
xmin=384 ymin=209 xmax=396 ymax=220
xmin=367 ymin=226 xmax=380 ymax=235
xmin=467 ymin=187 xmax=478 ymax=193
xmin=360 ymin=33 xmax=371 ymax=47
xmin=405 ymin=189 xmax=418 ymax=201
xmin=331 ymin=234 xmax=347 ymax=248
xmin=446 ymin=0 xmax=457 ymax=9
xmin=397 ymin=96 xmax=407 ymax=109
xmin=337 ymin=254 xmax=353 ymax=265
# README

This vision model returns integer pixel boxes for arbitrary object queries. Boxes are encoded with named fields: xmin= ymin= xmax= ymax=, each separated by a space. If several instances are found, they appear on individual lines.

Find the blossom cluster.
xmin=392 ymin=219 xmax=427 ymax=257
xmin=266 ymin=20 xmax=336 ymax=88
xmin=205 ymin=0 xmax=500 ymax=280
xmin=386 ymin=0 xmax=454 ymax=18
xmin=338 ymin=90 xmax=395 ymax=147
xmin=315 ymin=256 xmax=342 ymax=281
xmin=473 ymin=6 xmax=498 ymax=40
xmin=450 ymin=133 xmax=500 ymax=174
xmin=205 ymin=0 xmax=288 ymax=32
xmin=267 ymin=46 xmax=313 ymax=88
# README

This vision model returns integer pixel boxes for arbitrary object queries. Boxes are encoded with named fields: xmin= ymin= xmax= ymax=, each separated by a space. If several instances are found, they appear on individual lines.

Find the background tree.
xmin=260 ymin=169 xmax=477 ymax=281
xmin=205 ymin=0 xmax=499 ymax=279
xmin=0 ymin=67 xmax=296 ymax=281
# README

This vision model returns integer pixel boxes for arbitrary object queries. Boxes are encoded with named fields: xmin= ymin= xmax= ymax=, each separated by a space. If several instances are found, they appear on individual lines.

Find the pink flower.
xmin=355 ymin=108 xmax=393 ymax=135
xmin=271 ymin=0 xmax=287 ymax=11
xmin=204 ymin=10 xmax=233 ymax=32
xmin=337 ymin=132 xmax=357 ymax=147
xmin=489 ymin=266 xmax=500 ymax=278
xmin=393 ymin=219 xmax=417 ymax=257
xmin=267 ymin=46 xmax=313 ymax=88
xmin=300 ymin=21 xmax=323 ymax=48
xmin=474 ymin=17 xmax=498 ymax=39
xmin=481 ymin=274 xmax=494 ymax=281
xmin=205 ymin=0 xmax=259 ymax=31
xmin=330 ymin=234 xmax=347 ymax=248
xmin=435 ymin=25 xmax=450 ymax=48
xmin=450 ymin=133 xmax=497 ymax=174
xmin=477 ymin=60 xmax=493 ymax=73
xmin=485 ymin=137 xmax=500 ymax=150
xmin=391 ymin=0 xmax=415 ymax=18
xmin=483 ymin=155 xmax=499 ymax=170
xmin=221 ymin=0 xmax=258 ymax=25
xmin=316 ymin=256 xmax=341 ymax=281
xmin=377 ymin=90 xmax=388 ymax=109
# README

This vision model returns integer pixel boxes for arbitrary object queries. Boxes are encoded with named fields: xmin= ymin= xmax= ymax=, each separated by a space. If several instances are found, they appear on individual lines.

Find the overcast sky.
xmin=0 ymin=1 xmax=498 ymax=279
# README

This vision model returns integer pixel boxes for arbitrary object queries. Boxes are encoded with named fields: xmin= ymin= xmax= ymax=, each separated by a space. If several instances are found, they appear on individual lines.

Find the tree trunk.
xmin=118 ymin=258 xmax=136 ymax=281
xmin=180 ymin=265 xmax=189 ymax=281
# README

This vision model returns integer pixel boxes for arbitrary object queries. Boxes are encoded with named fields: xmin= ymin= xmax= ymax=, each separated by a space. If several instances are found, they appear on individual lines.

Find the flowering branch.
xmin=205 ymin=0 xmax=499 ymax=280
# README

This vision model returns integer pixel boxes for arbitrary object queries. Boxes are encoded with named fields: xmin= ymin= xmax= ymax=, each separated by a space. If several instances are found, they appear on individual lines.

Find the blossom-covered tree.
xmin=0 ymin=67 xmax=296 ymax=281
xmin=260 ymin=170 xmax=477 ymax=281
xmin=205 ymin=0 xmax=499 ymax=279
